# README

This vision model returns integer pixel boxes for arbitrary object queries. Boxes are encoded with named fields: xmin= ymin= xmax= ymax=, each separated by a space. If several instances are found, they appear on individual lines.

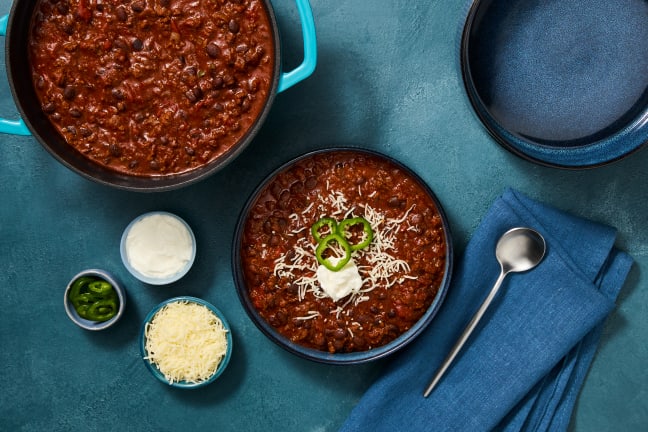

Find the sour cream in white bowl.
xmin=120 ymin=211 xmax=196 ymax=285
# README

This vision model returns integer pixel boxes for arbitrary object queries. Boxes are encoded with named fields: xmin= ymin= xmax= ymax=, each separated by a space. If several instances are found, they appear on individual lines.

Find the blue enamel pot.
xmin=0 ymin=0 xmax=317 ymax=191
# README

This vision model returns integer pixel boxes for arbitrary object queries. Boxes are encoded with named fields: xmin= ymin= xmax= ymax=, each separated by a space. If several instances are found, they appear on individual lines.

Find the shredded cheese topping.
xmin=273 ymin=189 xmax=418 ymax=318
xmin=144 ymin=301 xmax=228 ymax=384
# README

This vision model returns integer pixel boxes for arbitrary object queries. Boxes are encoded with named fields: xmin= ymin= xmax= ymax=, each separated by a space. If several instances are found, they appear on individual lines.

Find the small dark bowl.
xmin=232 ymin=147 xmax=453 ymax=364
xmin=64 ymin=269 xmax=126 ymax=331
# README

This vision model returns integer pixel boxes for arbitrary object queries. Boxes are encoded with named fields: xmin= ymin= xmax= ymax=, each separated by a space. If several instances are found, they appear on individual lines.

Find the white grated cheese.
xmin=273 ymin=189 xmax=420 ymax=314
xmin=144 ymin=301 xmax=228 ymax=384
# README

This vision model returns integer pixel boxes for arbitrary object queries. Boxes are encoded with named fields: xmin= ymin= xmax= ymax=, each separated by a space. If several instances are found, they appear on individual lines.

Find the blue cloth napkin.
xmin=340 ymin=188 xmax=633 ymax=432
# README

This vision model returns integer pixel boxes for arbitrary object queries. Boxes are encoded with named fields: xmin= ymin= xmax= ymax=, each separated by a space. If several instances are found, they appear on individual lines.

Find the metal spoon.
xmin=423 ymin=227 xmax=546 ymax=397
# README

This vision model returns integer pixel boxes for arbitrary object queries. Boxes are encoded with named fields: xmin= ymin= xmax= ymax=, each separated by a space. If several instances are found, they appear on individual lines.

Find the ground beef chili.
xmin=29 ymin=0 xmax=275 ymax=176
xmin=240 ymin=150 xmax=448 ymax=353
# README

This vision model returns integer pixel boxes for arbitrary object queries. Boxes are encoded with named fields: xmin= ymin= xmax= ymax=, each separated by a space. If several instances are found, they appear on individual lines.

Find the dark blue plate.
xmin=461 ymin=0 xmax=648 ymax=168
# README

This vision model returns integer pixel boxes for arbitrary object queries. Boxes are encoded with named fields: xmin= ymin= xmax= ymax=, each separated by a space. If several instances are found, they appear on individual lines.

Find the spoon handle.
xmin=423 ymin=270 xmax=508 ymax=397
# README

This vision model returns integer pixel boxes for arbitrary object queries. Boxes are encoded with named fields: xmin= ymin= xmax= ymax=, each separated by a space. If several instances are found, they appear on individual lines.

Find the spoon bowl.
xmin=496 ymin=227 xmax=546 ymax=274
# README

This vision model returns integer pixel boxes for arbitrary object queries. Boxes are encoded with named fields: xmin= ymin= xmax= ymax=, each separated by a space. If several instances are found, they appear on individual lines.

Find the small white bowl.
xmin=64 ymin=269 xmax=126 ymax=331
xmin=120 ymin=211 xmax=196 ymax=285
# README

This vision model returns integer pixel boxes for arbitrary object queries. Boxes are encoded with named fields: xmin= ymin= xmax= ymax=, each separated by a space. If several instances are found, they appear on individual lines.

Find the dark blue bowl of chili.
xmin=232 ymin=147 xmax=453 ymax=364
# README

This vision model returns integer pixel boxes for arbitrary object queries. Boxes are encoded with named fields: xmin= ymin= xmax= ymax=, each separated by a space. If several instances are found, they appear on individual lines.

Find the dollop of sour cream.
xmin=125 ymin=213 xmax=193 ymax=279
xmin=315 ymin=257 xmax=363 ymax=302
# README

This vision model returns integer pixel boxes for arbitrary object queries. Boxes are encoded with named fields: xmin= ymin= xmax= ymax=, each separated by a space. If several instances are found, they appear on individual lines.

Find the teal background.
xmin=1 ymin=0 xmax=646 ymax=431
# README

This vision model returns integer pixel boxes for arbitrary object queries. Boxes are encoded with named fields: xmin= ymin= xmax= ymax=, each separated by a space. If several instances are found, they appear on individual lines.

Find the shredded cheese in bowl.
xmin=141 ymin=297 xmax=232 ymax=388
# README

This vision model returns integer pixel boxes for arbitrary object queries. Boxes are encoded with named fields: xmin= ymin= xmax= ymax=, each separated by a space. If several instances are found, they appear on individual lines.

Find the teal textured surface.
xmin=0 ymin=0 xmax=646 ymax=431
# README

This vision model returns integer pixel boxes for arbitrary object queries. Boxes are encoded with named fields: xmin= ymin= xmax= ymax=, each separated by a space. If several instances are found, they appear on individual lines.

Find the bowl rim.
xmin=120 ymin=211 xmax=196 ymax=285
xmin=231 ymin=146 xmax=454 ymax=364
xmin=64 ymin=269 xmax=126 ymax=331
xmin=139 ymin=296 xmax=233 ymax=388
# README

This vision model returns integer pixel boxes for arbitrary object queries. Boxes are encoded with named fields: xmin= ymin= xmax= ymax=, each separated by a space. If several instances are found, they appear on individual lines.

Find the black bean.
xmin=333 ymin=328 xmax=346 ymax=340
xmin=131 ymin=1 xmax=145 ymax=12
xmin=241 ymin=98 xmax=251 ymax=112
xmin=357 ymin=314 xmax=371 ymax=324
xmin=212 ymin=76 xmax=224 ymax=88
xmin=332 ymin=339 xmax=345 ymax=351
xmin=69 ymin=108 xmax=82 ymax=118
xmin=352 ymin=336 xmax=367 ymax=349
xmin=305 ymin=176 xmax=317 ymax=190
xmin=248 ymin=76 xmax=259 ymax=93
xmin=388 ymin=196 xmax=402 ymax=207
xmin=213 ymin=102 xmax=224 ymax=111
xmin=269 ymin=310 xmax=287 ymax=327
xmin=262 ymin=220 xmax=272 ymax=235
xmin=185 ymin=87 xmax=203 ymax=103
xmin=113 ymin=39 xmax=128 ymax=50
xmin=66 ymin=126 xmax=77 ymax=135
xmin=63 ymin=85 xmax=76 ymax=100
xmin=128 ymin=160 xmax=139 ymax=169
xmin=184 ymin=146 xmax=195 ymax=156
xmin=134 ymin=112 xmax=145 ymax=122
xmin=131 ymin=38 xmax=143 ymax=51
xmin=206 ymin=43 xmax=221 ymax=58
xmin=387 ymin=324 xmax=400 ymax=334
xmin=149 ymin=160 xmax=160 ymax=170
xmin=116 ymin=6 xmax=127 ymax=21
xmin=236 ymin=43 xmax=248 ymax=53
xmin=111 ymin=88 xmax=125 ymax=100
xmin=42 ymin=102 xmax=56 ymax=114
xmin=290 ymin=181 xmax=304 ymax=194
xmin=228 ymin=19 xmax=240 ymax=33
xmin=57 ymin=2 xmax=69 ymax=15
xmin=109 ymin=143 xmax=122 ymax=157
xmin=80 ymin=127 xmax=92 ymax=137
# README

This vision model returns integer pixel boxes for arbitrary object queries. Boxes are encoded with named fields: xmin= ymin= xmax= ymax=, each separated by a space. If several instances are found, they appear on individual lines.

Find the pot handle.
xmin=0 ymin=15 xmax=31 ymax=136
xmin=278 ymin=0 xmax=317 ymax=93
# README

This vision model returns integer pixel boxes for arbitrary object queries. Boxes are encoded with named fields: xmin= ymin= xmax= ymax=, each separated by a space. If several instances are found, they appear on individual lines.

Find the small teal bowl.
xmin=64 ymin=269 xmax=126 ymax=331
xmin=120 ymin=211 xmax=196 ymax=285
xmin=140 ymin=296 xmax=233 ymax=389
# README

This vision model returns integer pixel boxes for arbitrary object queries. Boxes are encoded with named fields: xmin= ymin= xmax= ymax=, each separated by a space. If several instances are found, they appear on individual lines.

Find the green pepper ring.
xmin=315 ymin=233 xmax=352 ymax=271
xmin=87 ymin=299 xmax=118 ymax=322
xmin=337 ymin=216 xmax=374 ymax=251
xmin=311 ymin=217 xmax=338 ymax=243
